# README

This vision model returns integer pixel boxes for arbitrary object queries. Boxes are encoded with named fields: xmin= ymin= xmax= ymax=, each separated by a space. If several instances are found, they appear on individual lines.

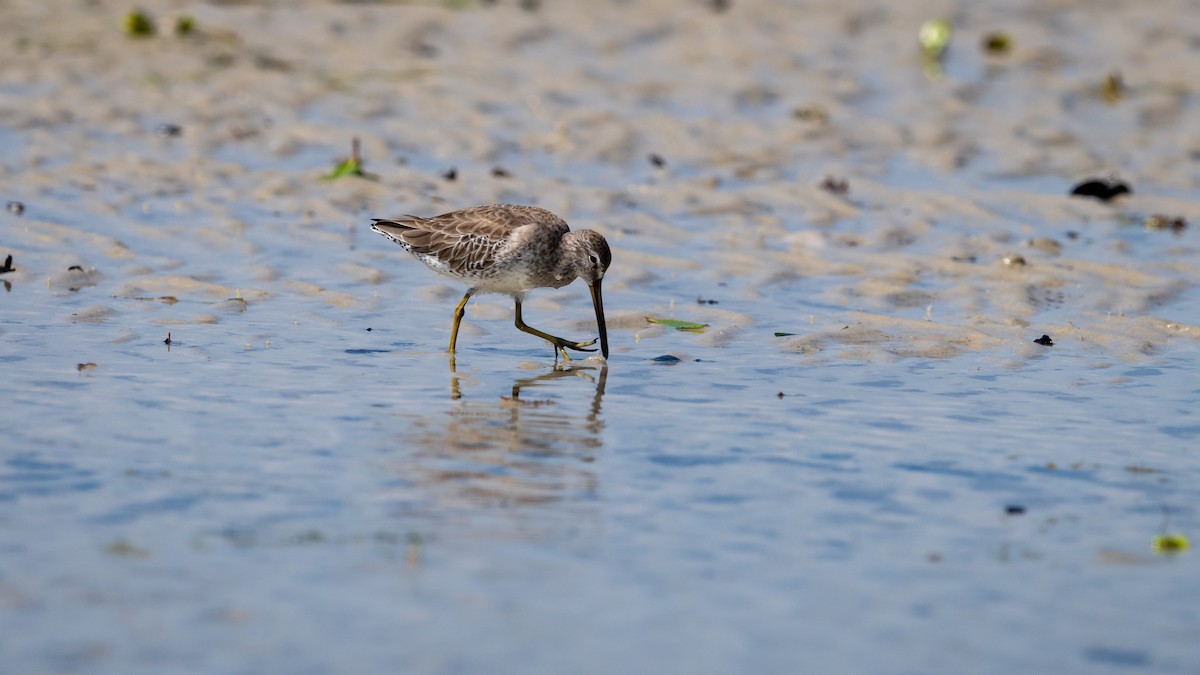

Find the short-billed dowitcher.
xmin=370 ymin=204 xmax=610 ymax=359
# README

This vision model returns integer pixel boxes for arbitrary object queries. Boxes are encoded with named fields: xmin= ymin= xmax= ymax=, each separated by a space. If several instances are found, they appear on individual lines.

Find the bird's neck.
xmin=552 ymin=232 xmax=586 ymax=284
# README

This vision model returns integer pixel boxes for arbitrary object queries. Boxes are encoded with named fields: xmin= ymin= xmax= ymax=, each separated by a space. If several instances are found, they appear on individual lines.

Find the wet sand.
xmin=3 ymin=0 xmax=1199 ymax=363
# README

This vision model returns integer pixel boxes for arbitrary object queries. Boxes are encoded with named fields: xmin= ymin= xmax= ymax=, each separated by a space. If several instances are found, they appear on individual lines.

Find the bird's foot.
xmin=549 ymin=336 xmax=597 ymax=361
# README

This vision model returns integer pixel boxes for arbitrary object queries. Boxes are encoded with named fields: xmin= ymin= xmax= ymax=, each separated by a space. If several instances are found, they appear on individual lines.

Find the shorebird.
xmin=370 ymin=204 xmax=610 ymax=359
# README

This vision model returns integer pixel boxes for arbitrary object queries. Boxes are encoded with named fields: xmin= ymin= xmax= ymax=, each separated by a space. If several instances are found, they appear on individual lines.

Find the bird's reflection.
xmin=382 ymin=358 xmax=608 ymax=540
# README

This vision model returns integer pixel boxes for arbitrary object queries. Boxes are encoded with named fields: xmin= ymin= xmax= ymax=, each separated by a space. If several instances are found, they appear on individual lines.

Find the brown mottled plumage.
xmin=371 ymin=204 xmax=610 ymax=359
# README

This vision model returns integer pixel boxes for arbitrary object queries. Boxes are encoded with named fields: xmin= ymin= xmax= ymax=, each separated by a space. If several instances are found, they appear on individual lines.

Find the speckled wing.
xmin=370 ymin=214 xmax=503 ymax=277
xmin=371 ymin=205 xmax=567 ymax=278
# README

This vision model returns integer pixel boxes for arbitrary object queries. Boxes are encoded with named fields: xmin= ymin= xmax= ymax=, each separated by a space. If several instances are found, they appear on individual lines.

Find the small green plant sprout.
xmin=323 ymin=137 xmax=379 ymax=181
xmin=1101 ymin=71 xmax=1125 ymax=104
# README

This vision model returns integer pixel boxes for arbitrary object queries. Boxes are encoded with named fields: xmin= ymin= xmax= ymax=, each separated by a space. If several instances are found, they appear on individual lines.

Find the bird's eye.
xmin=589 ymin=254 xmax=600 ymax=266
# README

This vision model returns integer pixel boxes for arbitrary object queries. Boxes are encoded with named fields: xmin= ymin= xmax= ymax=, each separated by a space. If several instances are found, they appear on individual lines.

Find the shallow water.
xmin=3 ymin=0 xmax=1200 ymax=673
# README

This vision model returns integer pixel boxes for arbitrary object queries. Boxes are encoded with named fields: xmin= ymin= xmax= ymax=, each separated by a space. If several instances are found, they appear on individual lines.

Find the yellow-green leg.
xmin=448 ymin=289 xmax=475 ymax=353
xmin=513 ymin=297 xmax=597 ymax=360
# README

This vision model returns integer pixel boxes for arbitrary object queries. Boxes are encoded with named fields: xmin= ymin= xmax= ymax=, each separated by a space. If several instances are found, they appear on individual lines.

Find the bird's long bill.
xmin=589 ymin=281 xmax=609 ymax=359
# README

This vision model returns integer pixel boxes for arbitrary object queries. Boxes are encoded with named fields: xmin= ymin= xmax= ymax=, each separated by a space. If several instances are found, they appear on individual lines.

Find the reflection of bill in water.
xmin=381 ymin=363 xmax=607 ymax=540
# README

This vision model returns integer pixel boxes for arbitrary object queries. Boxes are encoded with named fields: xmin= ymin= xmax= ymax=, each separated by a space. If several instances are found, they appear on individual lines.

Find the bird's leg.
xmin=513 ymin=297 xmax=597 ymax=360
xmin=448 ymin=288 xmax=476 ymax=353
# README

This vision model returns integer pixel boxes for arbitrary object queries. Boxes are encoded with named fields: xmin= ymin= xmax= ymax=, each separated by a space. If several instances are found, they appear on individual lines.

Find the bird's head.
xmin=571 ymin=230 xmax=611 ymax=285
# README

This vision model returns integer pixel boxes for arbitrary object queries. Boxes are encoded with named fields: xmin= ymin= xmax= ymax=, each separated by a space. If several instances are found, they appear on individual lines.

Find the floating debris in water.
xmin=1125 ymin=465 xmax=1161 ymax=474
xmin=155 ymin=123 xmax=183 ymax=137
xmin=1033 ymin=334 xmax=1054 ymax=346
xmin=651 ymin=354 xmax=682 ymax=364
xmin=7 ymin=201 xmax=24 ymax=215
xmin=819 ymin=176 xmax=849 ymax=194
xmin=1100 ymin=71 xmax=1125 ymax=103
xmin=1027 ymin=238 xmax=1062 ymax=255
xmin=76 ymin=362 xmax=98 ymax=372
xmin=648 ymin=153 xmax=666 ymax=168
xmin=733 ymin=165 xmax=758 ymax=179
xmin=773 ymin=332 xmax=796 ymax=337
xmin=696 ymin=297 xmax=718 ymax=305
xmin=491 ymin=166 xmax=511 ymax=178
xmin=982 ymin=31 xmax=1012 ymax=55
xmin=646 ymin=317 xmax=709 ymax=332
xmin=1070 ymin=177 xmax=1131 ymax=202
xmin=105 ymin=539 xmax=151 ymax=558
xmin=124 ymin=9 xmax=156 ymax=37
xmin=791 ymin=105 xmax=829 ymax=123
xmin=1001 ymin=254 xmax=1026 ymax=267
xmin=1005 ymin=504 xmax=1026 ymax=515
xmin=1144 ymin=214 xmax=1186 ymax=233
xmin=164 ymin=332 xmax=174 ymax=347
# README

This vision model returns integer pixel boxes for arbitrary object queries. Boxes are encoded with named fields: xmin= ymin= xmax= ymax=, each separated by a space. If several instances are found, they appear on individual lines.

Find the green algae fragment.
xmin=982 ymin=31 xmax=1012 ymax=55
xmin=124 ymin=9 xmax=156 ymax=37
xmin=1152 ymin=534 xmax=1189 ymax=555
xmin=918 ymin=19 xmax=952 ymax=60
xmin=175 ymin=15 xmax=196 ymax=36
xmin=646 ymin=317 xmax=708 ymax=332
